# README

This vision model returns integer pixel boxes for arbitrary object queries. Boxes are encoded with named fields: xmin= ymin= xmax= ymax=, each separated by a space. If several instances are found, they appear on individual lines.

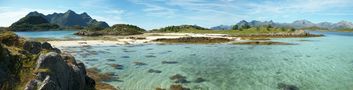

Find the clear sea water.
xmin=15 ymin=30 xmax=79 ymax=39
xmin=16 ymin=31 xmax=353 ymax=90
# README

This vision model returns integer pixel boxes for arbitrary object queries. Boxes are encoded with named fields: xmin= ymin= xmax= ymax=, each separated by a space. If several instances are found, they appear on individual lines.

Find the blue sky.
xmin=0 ymin=0 xmax=353 ymax=29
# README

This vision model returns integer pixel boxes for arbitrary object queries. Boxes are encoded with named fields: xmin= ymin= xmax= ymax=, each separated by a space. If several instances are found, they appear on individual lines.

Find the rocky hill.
xmin=9 ymin=15 xmax=59 ymax=31
xmin=212 ymin=20 xmax=353 ymax=31
xmin=210 ymin=25 xmax=232 ymax=30
xmin=150 ymin=25 xmax=209 ymax=32
xmin=75 ymin=24 xmax=146 ymax=36
xmin=13 ymin=10 xmax=109 ymax=31
xmin=0 ymin=31 xmax=113 ymax=90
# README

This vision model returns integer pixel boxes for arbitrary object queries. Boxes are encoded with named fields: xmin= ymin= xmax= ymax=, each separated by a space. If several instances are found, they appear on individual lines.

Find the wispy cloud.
xmin=79 ymin=0 xmax=126 ymax=25
xmin=129 ymin=0 xmax=177 ymax=18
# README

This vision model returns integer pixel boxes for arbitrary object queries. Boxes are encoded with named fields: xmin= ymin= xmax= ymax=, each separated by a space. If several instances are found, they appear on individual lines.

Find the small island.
xmin=75 ymin=24 xmax=146 ymax=36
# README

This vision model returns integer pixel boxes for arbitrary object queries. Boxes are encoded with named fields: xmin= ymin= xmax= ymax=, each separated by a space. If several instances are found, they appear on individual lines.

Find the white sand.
xmin=48 ymin=33 xmax=239 ymax=47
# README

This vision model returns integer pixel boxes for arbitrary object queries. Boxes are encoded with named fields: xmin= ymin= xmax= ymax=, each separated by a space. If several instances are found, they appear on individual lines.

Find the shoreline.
xmin=48 ymin=33 xmax=239 ymax=47
xmin=47 ymin=32 xmax=323 ymax=47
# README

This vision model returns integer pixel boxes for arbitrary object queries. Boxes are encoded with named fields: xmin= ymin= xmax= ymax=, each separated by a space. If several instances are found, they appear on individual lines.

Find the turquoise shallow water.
xmin=15 ymin=30 xmax=79 ymax=39
xmin=17 ymin=31 xmax=353 ymax=90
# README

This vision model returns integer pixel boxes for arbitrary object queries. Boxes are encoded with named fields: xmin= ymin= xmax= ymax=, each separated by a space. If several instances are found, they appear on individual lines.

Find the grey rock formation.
xmin=291 ymin=20 xmax=315 ymax=28
xmin=24 ymin=52 xmax=95 ymax=90
xmin=23 ymin=41 xmax=42 ymax=54
xmin=41 ymin=42 xmax=53 ymax=50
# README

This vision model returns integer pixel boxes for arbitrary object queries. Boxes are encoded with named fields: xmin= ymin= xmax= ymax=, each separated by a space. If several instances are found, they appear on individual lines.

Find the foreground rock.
xmin=0 ymin=31 xmax=115 ymax=90
xmin=24 ymin=52 xmax=95 ymax=90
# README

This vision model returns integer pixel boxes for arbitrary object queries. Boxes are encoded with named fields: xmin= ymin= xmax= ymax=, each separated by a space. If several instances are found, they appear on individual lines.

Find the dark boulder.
xmin=23 ymin=41 xmax=42 ymax=54
xmin=41 ymin=42 xmax=53 ymax=50
xmin=25 ymin=52 xmax=96 ymax=90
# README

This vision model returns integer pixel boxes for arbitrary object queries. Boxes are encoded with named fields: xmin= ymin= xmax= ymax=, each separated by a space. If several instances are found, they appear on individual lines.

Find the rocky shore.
xmin=153 ymin=37 xmax=232 ymax=44
xmin=0 ymin=31 xmax=116 ymax=90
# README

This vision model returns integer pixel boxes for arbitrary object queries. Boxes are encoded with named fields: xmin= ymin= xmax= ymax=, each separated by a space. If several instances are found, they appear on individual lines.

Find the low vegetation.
xmin=153 ymin=24 xmax=322 ymax=37
xmin=0 ymin=31 xmax=38 ymax=89
xmin=76 ymin=24 xmax=145 ymax=36
xmin=150 ymin=25 xmax=209 ymax=32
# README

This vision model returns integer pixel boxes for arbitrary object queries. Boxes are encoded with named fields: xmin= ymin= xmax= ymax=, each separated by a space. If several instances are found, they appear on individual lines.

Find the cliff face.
xmin=0 ymin=31 xmax=95 ymax=90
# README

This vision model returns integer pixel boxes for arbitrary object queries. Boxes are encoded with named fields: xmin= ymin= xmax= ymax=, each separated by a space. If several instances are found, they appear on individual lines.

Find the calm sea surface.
xmin=16 ymin=31 xmax=353 ymax=90
xmin=15 ymin=30 xmax=79 ymax=39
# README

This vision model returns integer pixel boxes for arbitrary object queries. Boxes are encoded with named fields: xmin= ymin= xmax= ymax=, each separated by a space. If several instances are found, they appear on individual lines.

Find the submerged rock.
xmin=170 ymin=74 xmax=186 ymax=80
xmin=109 ymin=64 xmax=124 ymax=70
xmin=162 ymin=61 xmax=178 ymax=64
xmin=170 ymin=74 xmax=189 ymax=83
xmin=106 ymin=59 xmax=116 ymax=61
xmin=145 ymin=55 xmax=156 ymax=58
xmin=133 ymin=62 xmax=147 ymax=66
xmin=194 ymin=77 xmax=206 ymax=83
xmin=155 ymin=87 xmax=166 ymax=90
xmin=277 ymin=83 xmax=299 ymax=90
xmin=233 ymin=41 xmax=296 ymax=45
xmin=121 ymin=56 xmax=130 ymax=58
xmin=148 ymin=69 xmax=162 ymax=73
xmin=170 ymin=84 xmax=190 ymax=90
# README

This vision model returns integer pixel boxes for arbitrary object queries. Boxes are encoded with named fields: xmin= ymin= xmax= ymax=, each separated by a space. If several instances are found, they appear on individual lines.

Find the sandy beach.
xmin=48 ymin=33 xmax=238 ymax=47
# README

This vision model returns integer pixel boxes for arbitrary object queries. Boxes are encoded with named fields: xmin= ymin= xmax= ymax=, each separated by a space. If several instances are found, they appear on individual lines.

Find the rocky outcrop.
xmin=24 ymin=52 xmax=95 ymax=90
xmin=153 ymin=37 xmax=231 ymax=44
xmin=75 ymin=24 xmax=146 ymax=36
xmin=23 ymin=41 xmax=61 ymax=54
xmin=0 ymin=31 xmax=96 ymax=90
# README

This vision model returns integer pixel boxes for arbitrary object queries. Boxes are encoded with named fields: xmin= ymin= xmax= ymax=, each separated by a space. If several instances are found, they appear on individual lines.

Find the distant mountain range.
xmin=211 ymin=20 xmax=353 ymax=30
xmin=15 ymin=10 xmax=109 ymax=30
